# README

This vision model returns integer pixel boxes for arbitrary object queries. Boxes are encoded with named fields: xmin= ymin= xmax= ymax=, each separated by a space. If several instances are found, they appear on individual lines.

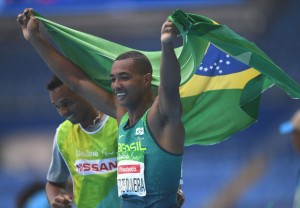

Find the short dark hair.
xmin=47 ymin=75 xmax=64 ymax=91
xmin=115 ymin=51 xmax=152 ymax=75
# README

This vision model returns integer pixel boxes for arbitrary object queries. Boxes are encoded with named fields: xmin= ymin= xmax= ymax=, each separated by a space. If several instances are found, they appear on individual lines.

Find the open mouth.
xmin=116 ymin=92 xmax=127 ymax=99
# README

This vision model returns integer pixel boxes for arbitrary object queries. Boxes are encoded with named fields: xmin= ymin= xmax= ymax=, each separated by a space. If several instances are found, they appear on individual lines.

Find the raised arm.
xmin=148 ymin=20 xmax=185 ymax=154
xmin=159 ymin=20 xmax=182 ymax=117
xmin=17 ymin=8 xmax=117 ymax=118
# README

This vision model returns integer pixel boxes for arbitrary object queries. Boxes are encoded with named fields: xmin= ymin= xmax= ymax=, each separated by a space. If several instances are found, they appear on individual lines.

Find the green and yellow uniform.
xmin=48 ymin=116 xmax=120 ymax=208
xmin=117 ymin=110 xmax=182 ymax=208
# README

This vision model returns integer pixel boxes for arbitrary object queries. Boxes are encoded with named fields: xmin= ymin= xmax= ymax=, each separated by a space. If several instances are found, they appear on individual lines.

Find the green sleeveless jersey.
xmin=117 ymin=110 xmax=183 ymax=208
xmin=56 ymin=116 xmax=120 ymax=208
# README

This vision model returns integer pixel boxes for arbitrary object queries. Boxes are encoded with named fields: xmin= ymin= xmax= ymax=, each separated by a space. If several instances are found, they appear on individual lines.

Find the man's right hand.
xmin=51 ymin=193 xmax=73 ymax=208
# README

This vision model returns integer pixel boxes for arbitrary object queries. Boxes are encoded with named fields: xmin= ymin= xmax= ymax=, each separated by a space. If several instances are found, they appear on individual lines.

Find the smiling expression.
xmin=110 ymin=58 xmax=150 ymax=108
xmin=49 ymin=84 xmax=96 ymax=125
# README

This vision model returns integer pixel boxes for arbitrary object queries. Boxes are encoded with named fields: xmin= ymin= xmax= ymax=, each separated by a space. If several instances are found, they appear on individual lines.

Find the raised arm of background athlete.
xmin=17 ymin=8 xmax=117 ymax=118
xmin=147 ymin=20 xmax=185 ymax=155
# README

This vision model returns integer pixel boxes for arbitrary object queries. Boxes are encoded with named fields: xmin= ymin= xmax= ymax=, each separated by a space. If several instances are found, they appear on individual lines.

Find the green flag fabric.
xmin=33 ymin=10 xmax=300 ymax=146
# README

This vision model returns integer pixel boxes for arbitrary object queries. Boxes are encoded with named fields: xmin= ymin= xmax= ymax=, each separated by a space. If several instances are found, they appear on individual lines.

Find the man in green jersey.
xmin=18 ymin=8 xmax=185 ymax=207
xmin=46 ymin=75 xmax=119 ymax=207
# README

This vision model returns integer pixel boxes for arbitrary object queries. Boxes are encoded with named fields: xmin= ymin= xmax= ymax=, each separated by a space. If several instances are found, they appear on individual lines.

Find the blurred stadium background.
xmin=0 ymin=0 xmax=300 ymax=207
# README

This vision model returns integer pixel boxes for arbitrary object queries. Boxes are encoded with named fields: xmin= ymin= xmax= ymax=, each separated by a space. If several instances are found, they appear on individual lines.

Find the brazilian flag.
xmin=33 ymin=9 xmax=300 ymax=145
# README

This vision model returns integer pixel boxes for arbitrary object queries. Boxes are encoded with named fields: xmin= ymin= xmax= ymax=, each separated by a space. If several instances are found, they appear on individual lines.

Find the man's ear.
xmin=144 ymin=73 xmax=152 ymax=87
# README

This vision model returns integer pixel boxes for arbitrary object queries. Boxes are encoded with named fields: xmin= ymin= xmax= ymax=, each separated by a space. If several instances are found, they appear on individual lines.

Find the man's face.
xmin=49 ymin=84 xmax=93 ymax=124
xmin=110 ymin=59 xmax=148 ymax=107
